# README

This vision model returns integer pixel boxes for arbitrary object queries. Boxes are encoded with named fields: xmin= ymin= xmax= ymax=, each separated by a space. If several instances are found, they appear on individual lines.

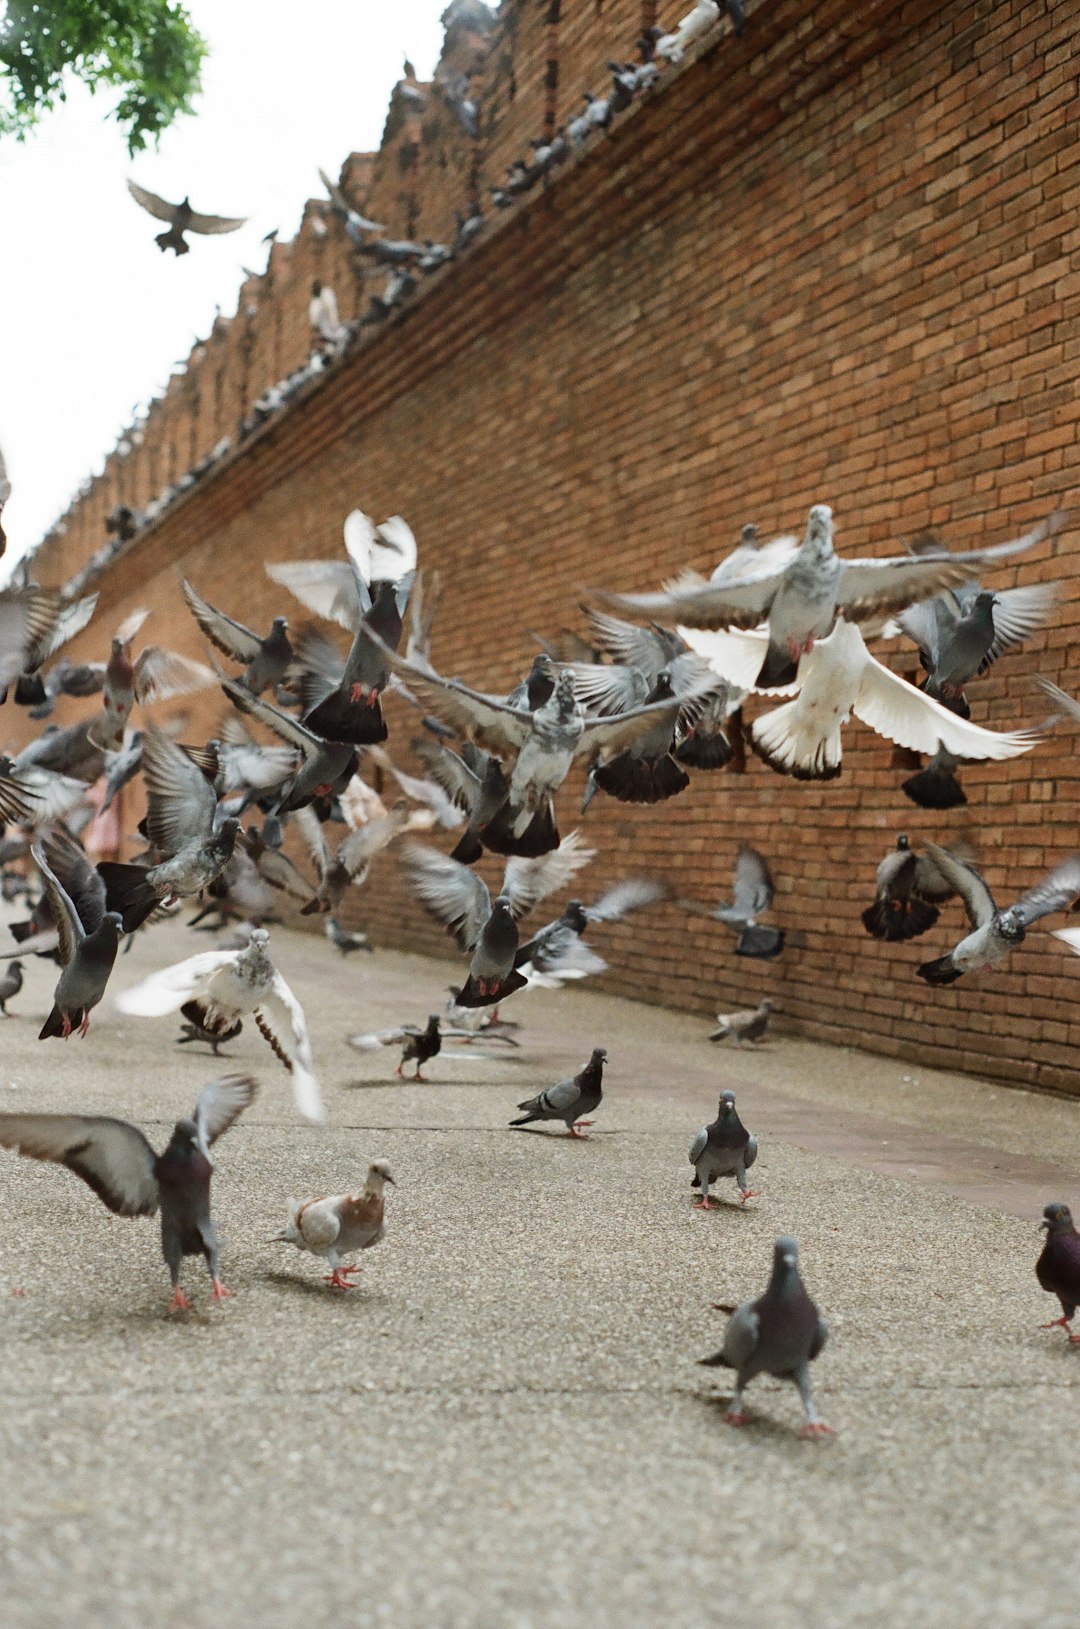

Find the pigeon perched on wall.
xmin=181 ymin=580 xmax=294 ymax=695
xmin=271 ymin=1162 xmax=395 ymax=1290
xmin=0 ymin=959 xmax=24 ymax=1015
xmin=710 ymin=998 xmax=773 ymax=1046
xmin=589 ymin=506 xmax=1060 ymax=688
xmin=349 ymin=1014 xmax=442 ymax=1080
xmin=0 ymin=1073 xmax=257 ymax=1310
xmin=116 ymin=928 xmax=324 ymax=1121
xmin=654 ymin=0 xmax=722 ymax=63
xmin=1035 ymin=1202 xmax=1080 ymax=1342
xmin=126 ymin=180 xmax=247 ymax=255
xmin=509 ymin=1048 xmax=607 ymax=1136
xmin=689 ymin=1090 xmax=759 ymax=1208
xmin=917 ymin=847 xmax=1080 ymax=985
xmin=699 ymin=1236 xmax=833 ymax=1437
xmin=862 ymin=835 xmax=967 ymax=941
xmin=31 ymin=841 xmax=122 ymax=1041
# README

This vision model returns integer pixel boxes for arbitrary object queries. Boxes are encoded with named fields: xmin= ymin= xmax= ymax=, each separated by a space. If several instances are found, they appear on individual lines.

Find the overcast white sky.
xmin=0 ymin=0 xmax=450 ymax=580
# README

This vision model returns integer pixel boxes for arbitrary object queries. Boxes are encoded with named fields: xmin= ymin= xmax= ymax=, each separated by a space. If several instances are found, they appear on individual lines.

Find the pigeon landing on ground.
xmin=126 ymin=180 xmax=247 ymax=254
xmin=116 ymin=929 xmax=324 ymax=1122
xmin=0 ymin=959 xmax=23 ymax=1015
xmin=862 ymin=835 xmax=967 ymax=941
xmin=690 ymin=1091 xmax=759 ymax=1208
xmin=181 ymin=580 xmax=294 ymax=695
xmin=699 ymin=1236 xmax=832 ymax=1437
xmin=710 ymin=999 xmax=773 ymax=1046
xmin=916 ymin=848 xmax=1080 ymax=985
xmin=509 ymin=1048 xmax=607 ymax=1137
xmin=31 ymin=841 xmax=123 ymax=1041
xmin=271 ymin=1162 xmax=395 ymax=1290
xmin=349 ymin=1014 xmax=442 ymax=1080
xmin=1035 ymin=1202 xmax=1080 ymax=1342
xmin=0 ymin=1074 xmax=256 ymax=1310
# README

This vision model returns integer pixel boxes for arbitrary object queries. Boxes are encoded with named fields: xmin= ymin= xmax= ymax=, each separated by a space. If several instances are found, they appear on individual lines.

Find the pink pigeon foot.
xmin=415 ymin=1069 xmax=427 ymax=1082
xmin=723 ymin=1409 xmax=749 ymax=1427
xmin=693 ymin=1197 xmax=716 ymax=1211
xmin=211 ymin=1280 xmax=233 ymax=1301
xmin=60 ymin=1014 xmax=73 ymax=1039
xmin=78 ymin=1014 xmax=91 ymax=1039
xmin=800 ymin=1422 xmax=835 ymax=1439
xmin=1041 ymin=1316 xmax=1072 ymax=1330
xmin=167 ymin=1287 xmax=192 ymax=1313
xmin=324 ymin=1267 xmax=359 ymax=1290
xmin=738 ymin=1188 xmax=761 ymax=1207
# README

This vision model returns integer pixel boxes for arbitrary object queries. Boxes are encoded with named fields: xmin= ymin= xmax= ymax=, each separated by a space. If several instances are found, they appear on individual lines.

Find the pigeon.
xmin=693 ymin=845 xmax=784 ymax=959
xmin=0 ymin=756 xmax=39 ymax=828
xmin=366 ymin=746 xmax=462 ymax=831
xmin=0 ymin=585 xmax=70 ymax=698
xmin=309 ymin=281 xmax=346 ymax=344
xmin=326 ymin=917 xmax=372 ymax=956
xmin=509 ymin=1048 xmax=607 ymax=1136
xmin=116 ymin=928 xmax=324 ymax=1122
xmin=86 ymin=614 xmax=217 ymax=754
xmin=0 ymin=438 xmax=9 ymax=555
xmin=681 ymin=618 xmax=1039 ymax=780
xmin=690 ymin=1090 xmax=759 ymax=1209
xmin=654 ymin=0 xmax=722 ymax=62
xmin=31 ymin=840 xmax=123 ymax=1040
xmin=270 ymin=1161 xmax=395 ymax=1290
xmin=1035 ymin=1202 xmax=1080 ymax=1342
xmin=401 ymin=834 xmax=594 ymax=1008
xmin=900 ymin=744 xmax=967 ymax=810
xmin=126 ymin=180 xmax=247 ymax=255
xmin=0 ymin=959 xmax=24 ymax=1014
xmin=698 ymin=1237 xmax=832 ymax=1437
xmin=181 ymin=580 xmax=294 ymax=695
xmin=862 ymin=835 xmax=967 ymax=941
xmin=349 ymin=1014 xmax=442 ymax=1079
xmin=7 ymin=590 xmax=100 ymax=709
xmin=891 ymin=579 xmax=1058 ymax=718
xmin=0 ymin=1074 xmax=257 ymax=1310
xmin=317 ymin=167 xmax=387 ymax=246
xmin=294 ymin=798 xmax=414 ymax=914
xmin=514 ymin=876 xmax=673 ymax=985
xmin=589 ymin=506 xmax=1060 ymax=688
xmin=710 ymin=999 xmax=773 ymax=1046
xmin=176 ymin=1015 xmax=242 ymax=1056
xmin=409 ymin=736 xmax=510 ymax=864
xmin=218 ymin=680 xmax=358 ymax=819
xmin=916 ymin=847 xmax=1080 ymax=984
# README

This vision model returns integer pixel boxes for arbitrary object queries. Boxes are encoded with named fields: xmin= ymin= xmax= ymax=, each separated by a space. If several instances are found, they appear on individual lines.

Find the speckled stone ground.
xmin=0 ymin=911 xmax=1077 ymax=1629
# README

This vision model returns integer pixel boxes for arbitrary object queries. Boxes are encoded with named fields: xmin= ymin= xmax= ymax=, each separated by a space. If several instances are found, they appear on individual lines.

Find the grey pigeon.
xmin=270 ymin=1161 xmax=395 ymax=1290
xmin=893 ymin=577 xmax=1057 ymax=718
xmin=349 ymin=1014 xmax=442 ymax=1079
xmin=0 ymin=1073 xmax=256 ymax=1309
xmin=917 ymin=847 xmax=1080 ymax=985
xmin=0 ymin=757 xmax=38 ymax=828
xmin=710 ymin=999 xmax=773 ymax=1046
xmin=411 ymin=736 xmax=509 ymax=865
xmin=514 ymin=876 xmax=673 ymax=985
xmin=0 ymin=959 xmax=24 ymax=1014
xmin=689 ymin=1090 xmax=759 ymax=1208
xmin=219 ymin=680 xmax=358 ymax=818
xmin=182 ymin=580 xmax=294 ymax=695
xmin=326 ymin=917 xmax=372 ymax=956
xmin=1036 ymin=1202 xmax=1080 ymax=1342
xmin=708 ymin=845 xmax=784 ymax=959
xmin=126 ymin=180 xmax=247 ymax=255
xmin=862 ymin=834 xmax=965 ymax=941
xmin=509 ymin=1048 xmax=607 ymax=1137
xmin=588 ymin=506 xmax=1061 ymax=688
xmin=31 ymin=840 xmax=122 ymax=1041
xmin=699 ymin=1236 xmax=833 ymax=1437
xmin=900 ymin=744 xmax=967 ymax=810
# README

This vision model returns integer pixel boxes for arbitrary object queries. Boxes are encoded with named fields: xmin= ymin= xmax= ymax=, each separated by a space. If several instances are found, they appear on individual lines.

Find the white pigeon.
xmin=680 ymin=617 xmax=1039 ymax=779
xmin=308 ymin=281 xmax=345 ymax=344
xmin=116 ymin=929 xmax=324 ymax=1122
xmin=655 ymin=0 xmax=721 ymax=62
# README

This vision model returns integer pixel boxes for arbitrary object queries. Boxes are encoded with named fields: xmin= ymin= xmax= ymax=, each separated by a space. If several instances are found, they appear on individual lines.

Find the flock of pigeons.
xmin=0 ymin=481 xmax=1078 ymax=1435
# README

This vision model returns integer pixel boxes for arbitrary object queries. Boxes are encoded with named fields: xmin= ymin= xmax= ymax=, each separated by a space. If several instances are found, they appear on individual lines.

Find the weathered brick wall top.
xmin=9 ymin=0 xmax=1080 ymax=1094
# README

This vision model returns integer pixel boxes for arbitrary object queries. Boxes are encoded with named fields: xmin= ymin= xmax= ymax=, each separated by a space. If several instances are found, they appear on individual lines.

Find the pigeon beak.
xmin=1039 ymin=1219 xmax=1051 ymax=1231
xmin=386 ymin=1174 xmax=397 ymax=1186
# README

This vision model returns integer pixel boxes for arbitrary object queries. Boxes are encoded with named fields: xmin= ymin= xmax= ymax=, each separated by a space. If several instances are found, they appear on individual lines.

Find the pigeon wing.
xmin=133 ymin=647 xmax=217 ymax=705
xmin=982 ymin=583 xmax=1058 ymax=671
xmin=116 ymin=951 xmax=239 ymax=1016
xmin=141 ymin=727 xmax=218 ymax=854
xmin=31 ymin=844 xmax=84 ymax=965
xmin=720 ymin=1300 xmax=761 ymax=1369
xmin=1013 ymin=855 xmax=1080 ymax=927
xmin=181 ymin=581 xmax=264 ymax=664
xmin=502 ymin=832 xmax=595 ymax=921
xmin=192 ymin=1072 xmax=258 ymax=1154
xmin=265 ymin=560 xmax=364 ymax=632
xmin=400 ymin=842 xmax=491 ymax=949
xmin=852 ymin=637 xmax=1040 ymax=761
xmin=585 ymin=876 xmax=672 ymax=922
xmin=376 ymin=651 xmax=534 ymax=755
xmin=185 ymin=207 xmax=248 ymax=236
xmin=220 ymin=679 xmax=324 ymax=759
xmin=836 ymin=515 xmax=1060 ymax=620
xmin=0 ymin=1114 xmax=159 ymax=1217
xmin=582 ymin=610 xmax=682 ymax=673
xmin=254 ymin=973 xmax=325 ymax=1124
xmin=730 ymin=845 xmax=773 ymax=918
xmin=38 ymin=828 xmax=106 ymax=934
xmin=126 ymin=178 xmax=178 ymax=223
xmin=920 ymin=843 xmax=996 ymax=929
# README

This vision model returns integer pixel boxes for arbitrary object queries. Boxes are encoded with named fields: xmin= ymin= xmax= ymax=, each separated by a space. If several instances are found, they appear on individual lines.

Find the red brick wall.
xmin=11 ymin=0 xmax=1080 ymax=1093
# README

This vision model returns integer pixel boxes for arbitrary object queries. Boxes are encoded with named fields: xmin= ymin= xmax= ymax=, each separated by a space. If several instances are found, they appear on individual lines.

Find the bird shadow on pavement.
xmin=694 ymin=1391 xmax=834 ymax=1446
xmin=263 ymin=1269 xmax=392 ymax=1306
xmin=341 ymin=1074 xmax=523 ymax=1090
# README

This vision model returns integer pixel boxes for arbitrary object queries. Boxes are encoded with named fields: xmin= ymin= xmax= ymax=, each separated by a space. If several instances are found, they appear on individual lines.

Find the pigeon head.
xmin=590 ymin=1047 xmax=607 ymax=1065
xmin=367 ymin=1160 xmax=396 ymax=1189
xmin=490 ymin=894 xmax=513 ymax=919
xmin=271 ymin=617 xmax=288 ymax=634
xmin=249 ymin=928 xmax=270 ymax=947
xmin=740 ymin=523 xmax=758 ymax=548
xmin=103 ymin=911 xmax=124 ymax=936
xmin=163 ymin=1117 xmax=206 ymax=1163
xmin=1042 ymin=1202 xmax=1076 ymax=1234
xmin=761 ymin=999 xmax=774 ymax=1013
xmin=425 ymin=1014 xmax=440 ymax=1033
xmin=562 ymin=900 xmax=589 ymax=934
xmin=773 ymin=1235 xmax=799 ymax=1271
xmin=650 ymin=670 xmax=676 ymax=702
xmin=805 ymin=504 xmax=834 ymax=556
xmin=311 ymin=280 xmax=322 ymax=296
xmin=8 ymin=959 xmax=23 ymax=972
xmin=896 ymin=834 xmax=910 ymax=851
xmin=718 ymin=1090 xmax=737 ymax=1112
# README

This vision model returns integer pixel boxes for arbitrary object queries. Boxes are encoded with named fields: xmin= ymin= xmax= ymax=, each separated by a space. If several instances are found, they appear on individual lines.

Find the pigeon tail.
xmin=901 ymin=763 xmax=966 ymax=810
xmin=456 ymin=968 xmax=528 ymax=1009
xmin=304 ymin=690 xmax=388 ymax=746
xmin=450 ymin=828 xmax=484 ymax=866
xmin=750 ymin=702 xmax=843 ymax=781
xmin=38 ymin=1003 xmax=69 ymax=1040
xmin=480 ymin=801 xmax=560 ymax=858
xmin=674 ymin=728 xmax=733 ymax=770
xmin=697 ymin=1350 xmax=734 ymax=1368
xmin=735 ymin=925 xmax=786 ymax=959
xmin=921 ymin=678 xmax=971 ymax=720
xmin=593 ymin=751 xmax=689 ymax=804
xmin=508 ymin=1108 xmax=543 ymax=1127
xmin=862 ymin=897 xmax=939 ymax=942
xmin=755 ymin=642 xmax=801 ymax=689
xmin=96 ymin=862 xmax=160 ymax=932
xmin=916 ymin=954 xmax=963 ymax=986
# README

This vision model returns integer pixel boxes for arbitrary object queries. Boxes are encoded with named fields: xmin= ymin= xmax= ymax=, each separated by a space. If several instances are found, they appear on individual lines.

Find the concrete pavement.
xmin=0 ymin=911 xmax=1077 ymax=1629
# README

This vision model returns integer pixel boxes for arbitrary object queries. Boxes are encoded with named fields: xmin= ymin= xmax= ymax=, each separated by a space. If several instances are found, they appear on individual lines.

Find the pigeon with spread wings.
xmin=126 ymin=179 xmax=247 ymax=255
xmin=916 ymin=847 xmax=1080 ymax=985
xmin=181 ymin=580 xmax=293 ymax=695
xmin=31 ymin=839 xmax=122 ymax=1041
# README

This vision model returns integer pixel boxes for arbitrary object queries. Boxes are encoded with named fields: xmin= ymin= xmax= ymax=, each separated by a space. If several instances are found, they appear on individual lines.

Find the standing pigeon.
xmin=31 ymin=841 xmax=123 ymax=1041
xmin=698 ymin=1237 xmax=832 ymax=1437
xmin=916 ymin=848 xmax=1080 ymax=985
xmin=126 ymin=180 xmax=247 ymax=254
xmin=181 ymin=580 xmax=294 ymax=695
xmin=689 ymin=1090 xmax=759 ymax=1208
xmin=0 ymin=959 xmax=24 ymax=1015
xmin=271 ymin=1161 xmax=395 ymax=1290
xmin=1035 ymin=1202 xmax=1080 ymax=1342
xmin=710 ymin=999 xmax=773 ymax=1046
xmin=349 ymin=1014 xmax=442 ymax=1080
xmin=862 ymin=835 xmax=965 ymax=941
xmin=0 ymin=1073 xmax=257 ymax=1310
xmin=509 ymin=1048 xmax=607 ymax=1137
xmin=116 ymin=928 xmax=324 ymax=1122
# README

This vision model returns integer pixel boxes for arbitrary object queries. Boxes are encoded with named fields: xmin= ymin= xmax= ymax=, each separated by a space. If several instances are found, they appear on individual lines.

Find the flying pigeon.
xmin=31 ymin=839 xmax=123 ymax=1041
xmin=116 ymin=928 xmax=324 ymax=1121
xmin=680 ymin=845 xmax=783 ymax=959
xmin=0 ymin=959 xmax=24 ymax=1015
xmin=690 ymin=1090 xmax=759 ymax=1208
xmin=680 ymin=618 xmax=1039 ymax=780
xmin=589 ymin=506 xmax=1060 ymax=688
xmin=917 ymin=847 xmax=1080 ymax=984
xmin=349 ymin=1014 xmax=442 ymax=1079
xmin=514 ymin=876 xmax=673 ymax=986
xmin=409 ymin=736 xmax=510 ymax=864
xmin=218 ymin=680 xmax=358 ymax=819
xmin=326 ymin=917 xmax=371 ymax=956
xmin=900 ymin=744 xmax=967 ymax=810
xmin=294 ymin=798 xmax=415 ymax=915
xmin=1035 ymin=1202 xmax=1080 ymax=1342
xmin=176 ymin=1014 xmax=242 ymax=1056
xmin=710 ymin=998 xmax=773 ymax=1046
xmin=318 ymin=167 xmax=387 ymax=246
xmin=270 ymin=1161 xmax=395 ymax=1290
xmin=181 ymin=580 xmax=294 ymax=694
xmin=509 ymin=1048 xmax=607 ymax=1136
xmin=401 ymin=833 xmax=594 ymax=1007
xmin=862 ymin=835 xmax=966 ymax=941
xmin=366 ymin=746 xmax=462 ymax=831
xmin=0 ymin=1073 xmax=257 ymax=1310
xmin=891 ymin=578 xmax=1058 ymax=718
xmin=126 ymin=180 xmax=247 ymax=255
xmin=86 ymin=612 xmax=217 ymax=754
xmin=698 ymin=1236 xmax=833 ymax=1437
